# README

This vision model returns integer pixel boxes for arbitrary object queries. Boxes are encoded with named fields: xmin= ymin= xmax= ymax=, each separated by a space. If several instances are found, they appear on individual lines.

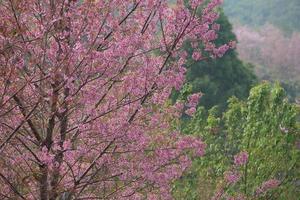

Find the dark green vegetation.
xmin=223 ymin=0 xmax=300 ymax=33
xmin=172 ymin=11 xmax=257 ymax=110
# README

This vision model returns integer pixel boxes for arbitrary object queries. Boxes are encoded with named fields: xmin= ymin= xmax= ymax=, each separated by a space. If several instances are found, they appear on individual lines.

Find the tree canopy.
xmin=0 ymin=0 xmax=226 ymax=199
xmin=173 ymin=82 xmax=300 ymax=200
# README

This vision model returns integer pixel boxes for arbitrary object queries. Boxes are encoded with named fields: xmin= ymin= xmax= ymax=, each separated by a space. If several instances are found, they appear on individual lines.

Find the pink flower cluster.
xmin=204 ymin=30 xmax=218 ymax=41
xmin=192 ymin=50 xmax=202 ymax=61
xmin=185 ymin=93 xmax=202 ymax=116
xmin=190 ymin=0 xmax=204 ymax=9
xmin=185 ymin=107 xmax=197 ymax=116
xmin=38 ymin=147 xmax=55 ymax=167
xmin=187 ymin=93 xmax=202 ymax=107
xmin=234 ymin=151 xmax=249 ymax=166
xmin=213 ymin=44 xmax=230 ymax=57
xmin=224 ymin=170 xmax=240 ymax=184
xmin=211 ymin=188 xmax=224 ymax=200
xmin=256 ymin=179 xmax=280 ymax=195
xmin=176 ymin=136 xmax=206 ymax=156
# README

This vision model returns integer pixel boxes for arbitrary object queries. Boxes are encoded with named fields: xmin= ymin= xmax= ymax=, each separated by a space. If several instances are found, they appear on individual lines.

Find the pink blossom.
xmin=187 ymin=93 xmax=202 ymax=107
xmin=204 ymin=30 xmax=218 ymax=41
xmin=174 ymin=101 xmax=184 ymax=112
xmin=176 ymin=136 xmax=206 ymax=157
xmin=224 ymin=170 xmax=240 ymax=184
xmin=180 ymin=51 xmax=188 ymax=59
xmin=256 ymin=179 xmax=280 ymax=195
xmin=211 ymin=187 xmax=224 ymax=200
xmin=38 ymin=147 xmax=54 ymax=166
xmin=190 ymin=0 xmax=204 ymax=9
xmin=234 ymin=151 xmax=249 ymax=166
xmin=185 ymin=107 xmax=197 ymax=116
xmin=212 ymin=23 xmax=220 ymax=31
xmin=214 ymin=44 xmax=230 ymax=57
xmin=192 ymin=50 xmax=202 ymax=61
xmin=226 ymin=196 xmax=235 ymax=200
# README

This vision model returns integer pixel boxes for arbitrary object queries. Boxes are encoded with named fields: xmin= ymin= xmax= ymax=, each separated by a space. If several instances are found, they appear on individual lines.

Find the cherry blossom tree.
xmin=0 ymin=0 xmax=226 ymax=199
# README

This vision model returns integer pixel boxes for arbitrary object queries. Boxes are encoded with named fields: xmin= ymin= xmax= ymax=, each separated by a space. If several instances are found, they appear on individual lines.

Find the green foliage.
xmin=225 ymin=82 xmax=299 ymax=199
xmin=173 ymin=82 xmax=300 ymax=200
xmin=223 ymin=0 xmax=300 ymax=33
xmin=172 ymin=11 xmax=257 ymax=110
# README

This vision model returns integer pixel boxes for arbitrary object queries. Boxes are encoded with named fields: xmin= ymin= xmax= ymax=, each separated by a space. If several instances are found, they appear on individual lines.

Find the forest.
xmin=223 ymin=0 xmax=300 ymax=101
xmin=0 ymin=0 xmax=299 ymax=200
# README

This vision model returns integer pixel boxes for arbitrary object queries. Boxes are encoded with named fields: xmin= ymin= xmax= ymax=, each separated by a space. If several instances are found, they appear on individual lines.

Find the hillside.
xmin=223 ymin=0 xmax=300 ymax=100
xmin=223 ymin=0 xmax=300 ymax=33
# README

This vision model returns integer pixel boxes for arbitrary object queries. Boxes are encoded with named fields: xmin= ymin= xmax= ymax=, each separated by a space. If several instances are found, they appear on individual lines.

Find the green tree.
xmin=224 ymin=82 xmax=299 ymax=199
xmin=173 ymin=82 xmax=299 ymax=200
xmin=172 ymin=11 xmax=257 ymax=111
